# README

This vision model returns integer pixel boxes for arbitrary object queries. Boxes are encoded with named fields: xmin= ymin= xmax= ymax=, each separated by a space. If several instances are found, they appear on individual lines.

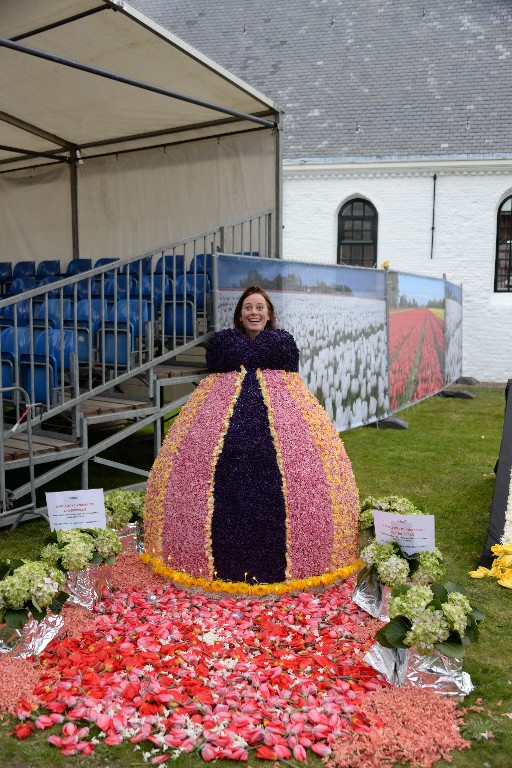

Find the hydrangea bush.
xmin=0 ymin=559 xmax=68 ymax=629
xmin=104 ymin=489 xmax=146 ymax=530
xmin=375 ymin=582 xmax=484 ymax=657
xmin=358 ymin=540 xmax=445 ymax=588
xmin=40 ymin=528 xmax=122 ymax=572
xmin=359 ymin=495 xmax=424 ymax=534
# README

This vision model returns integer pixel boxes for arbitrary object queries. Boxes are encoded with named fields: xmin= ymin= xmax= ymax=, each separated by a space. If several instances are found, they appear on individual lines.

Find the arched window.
xmin=337 ymin=198 xmax=377 ymax=267
xmin=495 ymin=196 xmax=512 ymax=292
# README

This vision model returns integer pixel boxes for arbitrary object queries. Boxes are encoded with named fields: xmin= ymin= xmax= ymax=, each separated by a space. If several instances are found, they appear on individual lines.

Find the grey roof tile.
xmin=132 ymin=0 xmax=512 ymax=162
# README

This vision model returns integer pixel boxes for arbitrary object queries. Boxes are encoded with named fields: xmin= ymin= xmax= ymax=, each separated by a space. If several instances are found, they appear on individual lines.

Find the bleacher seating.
xmin=19 ymin=329 xmax=75 ymax=406
xmin=36 ymin=260 xmax=61 ymax=280
xmin=155 ymin=254 xmax=185 ymax=277
xmin=0 ymin=327 xmax=33 ymax=393
xmin=65 ymin=259 xmax=92 ymax=276
xmin=163 ymin=300 xmax=194 ymax=338
xmin=33 ymin=299 xmax=73 ymax=328
xmin=12 ymin=261 xmax=36 ymax=279
xmin=8 ymin=276 xmax=37 ymax=296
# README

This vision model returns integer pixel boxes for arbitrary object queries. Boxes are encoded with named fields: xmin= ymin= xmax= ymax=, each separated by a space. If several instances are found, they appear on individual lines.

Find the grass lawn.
xmin=0 ymin=386 xmax=511 ymax=767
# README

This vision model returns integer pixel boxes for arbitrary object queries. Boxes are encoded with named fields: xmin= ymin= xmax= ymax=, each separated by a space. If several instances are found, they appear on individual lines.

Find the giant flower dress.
xmin=142 ymin=328 xmax=360 ymax=594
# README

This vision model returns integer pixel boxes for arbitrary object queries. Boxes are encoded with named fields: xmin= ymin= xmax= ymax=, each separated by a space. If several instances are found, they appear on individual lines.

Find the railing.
xmin=0 ymin=210 xmax=273 ymax=433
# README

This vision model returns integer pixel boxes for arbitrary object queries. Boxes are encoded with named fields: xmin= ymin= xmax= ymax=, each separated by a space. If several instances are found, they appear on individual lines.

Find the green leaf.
xmin=383 ymin=616 xmax=411 ymax=648
xmin=434 ymin=638 xmax=465 ymax=659
xmin=431 ymin=582 xmax=448 ymax=602
xmin=105 ymin=555 xmax=117 ymax=565
xmin=50 ymin=591 xmax=70 ymax=615
xmin=374 ymin=625 xmax=395 ymax=648
xmin=43 ymin=531 xmax=59 ymax=545
xmin=90 ymin=551 xmax=103 ymax=564
xmin=471 ymin=607 xmax=485 ymax=623
xmin=443 ymin=582 xmax=466 ymax=595
xmin=356 ymin=566 xmax=371 ymax=585
xmin=27 ymin=604 xmax=46 ymax=622
xmin=4 ymin=608 xmax=30 ymax=629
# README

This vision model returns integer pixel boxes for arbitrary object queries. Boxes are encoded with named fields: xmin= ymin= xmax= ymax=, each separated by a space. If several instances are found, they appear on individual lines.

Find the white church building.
xmin=135 ymin=0 xmax=512 ymax=382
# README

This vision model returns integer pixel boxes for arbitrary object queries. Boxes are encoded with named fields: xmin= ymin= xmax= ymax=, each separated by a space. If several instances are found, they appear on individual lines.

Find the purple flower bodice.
xmin=206 ymin=328 xmax=299 ymax=373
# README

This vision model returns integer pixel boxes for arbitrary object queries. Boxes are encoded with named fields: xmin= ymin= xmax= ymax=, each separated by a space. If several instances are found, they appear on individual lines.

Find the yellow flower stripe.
xmin=143 ymin=374 xmax=220 ymax=560
xmin=257 ymin=369 xmax=292 ymax=579
xmin=282 ymin=372 xmax=360 ymax=569
xmin=141 ymin=552 xmax=362 ymax=596
xmin=205 ymin=366 xmax=247 ymax=579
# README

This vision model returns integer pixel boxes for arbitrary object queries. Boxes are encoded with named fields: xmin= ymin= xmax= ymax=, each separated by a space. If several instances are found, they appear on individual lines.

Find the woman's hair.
xmin=233 ymin=285 xmax=277 ymax=332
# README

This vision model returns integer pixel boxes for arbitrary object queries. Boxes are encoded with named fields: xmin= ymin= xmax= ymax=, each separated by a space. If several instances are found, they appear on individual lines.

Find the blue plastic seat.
xmin=95 ymin=258 xmax=119 ymax=269
xmin=20 ymin=329 xmax=75 ymax=405
xmin=35 ymin=275 xmax=62 ymax=302
xmin=122 ymin=257 xmax=152 ymax=278
xmin=0 ymin=300 xmax=31 ymax=328
xmin=163 ymin=300 xmax=194 ymax=338
xmin=114 ymin=299 xmax=149 ymax=336
xmin=0 ymin=262 xmax=12 ymax=293
xmin=36 ymin=260 xmax=61 ymax=279
xmin=63 ymin=278 xmax=92 ymax=301
xmin=34 ymin=299 xmax=73 ymax=328
xmin=102 ymin=275 xmax=136 ymax=302
xmin=138 ymin=274 xmax=172 ymax=313
xmin=8 ymin=276 xmax=37 ymax=296
xmin=155 ymin=254 xmax=185 ymax=278
xmin=63 ymin=299 xmax=107 ymax=363
xmin=0 ymin=327 xmax=33 ymax=393
xmin=12 ymin=261 xmax=36 ymax=279
xmin=175 ymin=273 xmax=206 ymax=310
xmin=65 ymin=259 xmax=92 ymax=277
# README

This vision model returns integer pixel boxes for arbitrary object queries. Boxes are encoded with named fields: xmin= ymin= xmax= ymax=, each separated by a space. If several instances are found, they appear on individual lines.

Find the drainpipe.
xmin=430 ymin=173 xmax=437 ymax=259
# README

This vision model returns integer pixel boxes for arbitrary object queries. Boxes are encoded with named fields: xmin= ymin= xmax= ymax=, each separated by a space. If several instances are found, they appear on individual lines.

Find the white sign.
xmin=46 ymin=489 xmax=106 ymax=531
xmin=373 ymin=510 xmax=435 ymax=555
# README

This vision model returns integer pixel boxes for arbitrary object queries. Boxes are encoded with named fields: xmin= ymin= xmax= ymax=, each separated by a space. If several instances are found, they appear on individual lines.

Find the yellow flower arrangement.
xmin=469 ymin=542 xmax=512 ymax=589
xmin=141 ymin=552 xmax=362 ymax=596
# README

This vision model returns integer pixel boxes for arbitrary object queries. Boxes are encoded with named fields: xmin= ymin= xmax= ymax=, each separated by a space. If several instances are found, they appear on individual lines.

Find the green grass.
xmin=0 ymin=387 xmax=511 ymax=767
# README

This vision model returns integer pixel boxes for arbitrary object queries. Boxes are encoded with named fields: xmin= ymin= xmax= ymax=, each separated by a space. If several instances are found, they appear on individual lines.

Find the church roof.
xmin=132 ymin=0 xmax=512 ymax=163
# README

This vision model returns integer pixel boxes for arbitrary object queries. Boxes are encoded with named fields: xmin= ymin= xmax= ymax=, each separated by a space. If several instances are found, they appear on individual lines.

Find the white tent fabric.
xmin=0 ymin=0 xmax=280 ymax=262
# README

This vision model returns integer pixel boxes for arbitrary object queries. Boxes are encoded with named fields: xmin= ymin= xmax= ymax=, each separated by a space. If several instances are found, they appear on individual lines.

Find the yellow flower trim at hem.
xmin=141 ymin=552 xmax=362 ymax=596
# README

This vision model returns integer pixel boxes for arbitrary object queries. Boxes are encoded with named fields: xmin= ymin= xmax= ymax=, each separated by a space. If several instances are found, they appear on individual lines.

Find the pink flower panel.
xmin=162 ymin=372 xmax=239 ymax=575
xmin=261 ymin=370 xmax=334 ymax=578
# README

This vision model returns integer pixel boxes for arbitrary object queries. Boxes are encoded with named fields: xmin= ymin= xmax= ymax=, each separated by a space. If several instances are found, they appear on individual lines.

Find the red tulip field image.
xmin=389 ymin=307 xmax=445 ymax=410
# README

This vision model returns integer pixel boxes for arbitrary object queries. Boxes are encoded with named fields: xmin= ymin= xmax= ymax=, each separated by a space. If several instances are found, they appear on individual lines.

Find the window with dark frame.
xmin=495 ymin=196 xmax=512 ymax=292
xmin=337 ymin=198 xmax=378 ymax=267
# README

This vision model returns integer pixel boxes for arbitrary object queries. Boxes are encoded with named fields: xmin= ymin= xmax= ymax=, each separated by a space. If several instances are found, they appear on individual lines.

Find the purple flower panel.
xmin=211 ymin=369 xmax=287 ymax=583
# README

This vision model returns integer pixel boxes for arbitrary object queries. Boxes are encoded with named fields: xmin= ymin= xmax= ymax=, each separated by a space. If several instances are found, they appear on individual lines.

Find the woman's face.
xmin=239 ymin=292 xmax=270 ymax=339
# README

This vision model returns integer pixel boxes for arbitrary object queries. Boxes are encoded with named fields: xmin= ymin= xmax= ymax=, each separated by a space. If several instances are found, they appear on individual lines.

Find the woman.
xmin=142 ymin=286 xmax=360 ymax=594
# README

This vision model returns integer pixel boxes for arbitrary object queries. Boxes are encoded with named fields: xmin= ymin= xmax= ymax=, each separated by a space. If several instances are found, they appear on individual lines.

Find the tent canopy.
xmin=0 ymin=1 xmax=281 ymax=262
xmin=0 ymin=0 xmax=279 ymax=169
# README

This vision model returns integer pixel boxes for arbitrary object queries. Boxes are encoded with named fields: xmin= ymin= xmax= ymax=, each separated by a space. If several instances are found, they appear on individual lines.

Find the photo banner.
xmin=387 ymin=272 xmax=446 ymax=413
xmin=217 ymin=255 xmax=388 ymax=430
xmin=444 ymin=281 xmax=463 ymax=385
xmin=216 ymin=256 xmax=461 ymax=430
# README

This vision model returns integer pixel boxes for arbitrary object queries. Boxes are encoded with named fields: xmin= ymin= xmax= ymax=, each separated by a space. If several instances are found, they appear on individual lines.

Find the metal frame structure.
xmin=0 ymin=211 xmax=272 ymax=526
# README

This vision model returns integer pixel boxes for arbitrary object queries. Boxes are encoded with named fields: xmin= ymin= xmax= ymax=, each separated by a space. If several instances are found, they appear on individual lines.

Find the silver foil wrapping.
xmin=352 ymin=577 xmax=391 ymax=621
xmin=117 ymin=522 xmax=139 ymax=553
xmin=0 ymin=612 xmax=64 ymax=657
xmin=66 ymin=563 xmax=112 ymax=610
xmin=364 ymin=641 xmax=474 ymax=699
xmin=136 ymin=520 xmax=144 ymax=553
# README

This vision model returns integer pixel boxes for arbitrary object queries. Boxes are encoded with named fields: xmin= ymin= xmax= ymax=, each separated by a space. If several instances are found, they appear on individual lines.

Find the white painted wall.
xmin=282 ymin=161 xmax=512 ymax=382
